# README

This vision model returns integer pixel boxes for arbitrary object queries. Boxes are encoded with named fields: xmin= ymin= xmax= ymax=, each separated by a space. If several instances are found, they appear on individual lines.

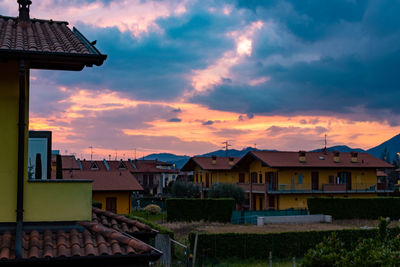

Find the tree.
xmin=169 ymin=181 xmax=200 ymax=198
xmin=208 ymin=183 xmax=244 ymax=204
xmin=34 ymin=153 xmax=42 ymax=179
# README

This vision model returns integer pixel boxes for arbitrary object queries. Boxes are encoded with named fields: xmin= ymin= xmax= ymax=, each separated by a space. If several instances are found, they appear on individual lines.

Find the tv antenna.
xmin=222 ymin=140 xmax=231 ymax=157
xmin=89 ymin=146 xmax=93 ymax=161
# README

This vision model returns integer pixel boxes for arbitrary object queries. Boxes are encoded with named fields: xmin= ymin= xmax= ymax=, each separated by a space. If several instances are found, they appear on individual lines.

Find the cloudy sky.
xmin=2 ymin=0 xmax=400 ymax=159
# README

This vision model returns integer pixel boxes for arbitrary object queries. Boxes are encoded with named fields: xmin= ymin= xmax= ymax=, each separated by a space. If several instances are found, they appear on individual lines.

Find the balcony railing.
xmin=236 ymin=182 xmax=394 ymax=194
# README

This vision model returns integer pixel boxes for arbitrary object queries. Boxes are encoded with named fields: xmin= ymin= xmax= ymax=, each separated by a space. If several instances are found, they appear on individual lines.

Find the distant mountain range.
xmin=142 ymin=134 xmax=400 ymax=169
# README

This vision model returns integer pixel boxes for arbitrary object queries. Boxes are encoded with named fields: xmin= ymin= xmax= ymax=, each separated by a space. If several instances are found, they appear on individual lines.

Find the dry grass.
xmin=161 ymin=219 xmax=400 ymax=238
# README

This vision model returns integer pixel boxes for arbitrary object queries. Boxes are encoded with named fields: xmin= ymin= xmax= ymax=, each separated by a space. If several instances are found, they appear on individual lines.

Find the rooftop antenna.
xmin=89 ymin=146 xmax=93 ymax=161
xmin=115 ymin=149 xmax=118 ymax=160
xmin=134 ymin=148 xmax=137 ymax=160
xmin=323 ymin=134 xmax=328 ymax=155
xmin=222 ymin=140 xmax=231 ymax=157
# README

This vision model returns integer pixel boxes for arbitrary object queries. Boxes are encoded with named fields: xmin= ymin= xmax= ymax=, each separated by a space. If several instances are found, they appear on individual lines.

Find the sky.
xmin=2 ymin=0 xmax=400 ymax=159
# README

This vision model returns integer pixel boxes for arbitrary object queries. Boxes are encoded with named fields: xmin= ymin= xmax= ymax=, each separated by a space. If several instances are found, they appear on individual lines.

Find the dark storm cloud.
xmin=167 ymin=118 xmax=182 ymax=122
xmin=192 ymin=0 xmax=400 ymax=124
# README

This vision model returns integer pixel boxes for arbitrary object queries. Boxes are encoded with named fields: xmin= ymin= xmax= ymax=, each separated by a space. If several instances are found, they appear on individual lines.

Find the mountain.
xmin=197 ymin=147 xmax=261 ymax=157
xmin=311 ymin=145 xmax=365 ymax=153
xmin=367 ymin=134 xmax=400 ymax=162
xmin=142 ymin=153 xmax=190 ymax=169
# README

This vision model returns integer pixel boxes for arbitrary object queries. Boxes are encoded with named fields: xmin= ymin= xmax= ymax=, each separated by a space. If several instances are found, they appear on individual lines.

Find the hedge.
xmin=166 ymin=198 xmax=235 ymax=222
xmin=188 ymin=228 xmax=400 ymax=259
xmin=308 ymin=197 xmax=400 ymax=219
xmin=127 ymin=215 xmax=174 ymax=239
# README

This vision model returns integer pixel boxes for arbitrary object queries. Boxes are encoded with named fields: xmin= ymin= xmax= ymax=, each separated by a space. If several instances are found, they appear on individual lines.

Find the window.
xmin=259 ymin=173 xmax=263 ymax=184
xmin=118 ymin=161 xmax=127 ymax=170
xmin=239 ymin=173 xmax=245 ymax=183
xmin=143 ymin=175 xmax=148 ymax=186
xmin=251 ymin=172 xmax=257 ymax=183
xmin=298 ymin=173 xmax=303 ymax=184
xmin=90 ymin=161 xmax=99 ymax=170
xmin=106 ymin=197 xmax=117 ymax=213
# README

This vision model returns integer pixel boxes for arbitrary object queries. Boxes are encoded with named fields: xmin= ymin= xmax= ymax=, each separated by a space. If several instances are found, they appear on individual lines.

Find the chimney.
xmin=299 ymin=151 xmax=306 ymax=163
xmin=211 ymin=155 xmax=217 ymax=165
xmin=351 ymin=152 xmax=358 ymax=163
xmin=228 ymin=157 xmax=234 ymax=166
xmin=18 ymin=0 xmax=32 ymax=22
xmin=334 ymin=151 xmax=340 ymax=163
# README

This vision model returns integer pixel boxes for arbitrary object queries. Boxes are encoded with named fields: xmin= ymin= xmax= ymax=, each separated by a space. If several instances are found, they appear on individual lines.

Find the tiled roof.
xmin=130 ymin=160 xmax=178 ymax=174
xmin=59 ymin=170 xmax=143 ymax=192
xmin=51 ymin=155 xmax=81 ymax=170
xmin=242 ymin=151 xmax=393 ymax=168
xmin=92 ymin=208 xmax=157 ymax=237
xmin=181 ymin=156 xmax=240 ymax=171
xmin=0 ymin=221 xmax=161 ymax=262
xmin=0 ymin=16 xmax=106 ymax=70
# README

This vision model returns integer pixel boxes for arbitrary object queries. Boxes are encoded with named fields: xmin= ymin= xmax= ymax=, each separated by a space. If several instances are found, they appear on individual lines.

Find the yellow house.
xmin=234 ymin=151 xmax=394 ymax=210
xmin=181 ymin=156 xmax=243 ymax=191
xmin=59 ymin=158 xmax=144 ymax=215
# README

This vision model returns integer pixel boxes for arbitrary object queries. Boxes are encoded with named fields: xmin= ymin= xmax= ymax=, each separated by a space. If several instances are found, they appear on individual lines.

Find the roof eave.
xmin=0 ymin=49 xmax=107 ymax=70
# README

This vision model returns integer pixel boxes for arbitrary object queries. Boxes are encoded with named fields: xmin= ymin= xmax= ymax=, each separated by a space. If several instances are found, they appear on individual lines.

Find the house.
xmin=181 ymin=156 xmax=241 ymax=189
xmin=58 ymin=158 xmax=144 ymax=215
xmin=0 ymin=1 xmax=161 ymax=265
xmin=234 ymin=151 xmax=394 ymax=210
xmin=128 ymin=159 xmax=179 ymax=196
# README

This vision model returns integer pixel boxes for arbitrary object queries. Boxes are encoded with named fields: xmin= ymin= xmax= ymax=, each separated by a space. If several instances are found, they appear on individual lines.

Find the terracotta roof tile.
xmin=182 ymin=156 xmax=240 ymax=171
xmin=92 ymin=208 xmax=157 ymax=237
xmin=0 ymin=220 xmax=161 ymax=262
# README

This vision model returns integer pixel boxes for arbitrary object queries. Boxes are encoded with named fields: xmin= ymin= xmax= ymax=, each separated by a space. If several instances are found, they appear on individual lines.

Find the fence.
xmin=231 ymin=209 xmax=308 ymax=224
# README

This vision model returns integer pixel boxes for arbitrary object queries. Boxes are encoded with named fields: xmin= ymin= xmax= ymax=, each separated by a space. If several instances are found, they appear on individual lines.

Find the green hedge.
xmin=166 ymin=198 xmax=234 ymax=222
xmin=127 ymin=215 xmax=174 ymax=239
xmin=308 ymin=197 xmax=400 ymax=219
xmin=189 ymin=228 xmax=400 ymax=259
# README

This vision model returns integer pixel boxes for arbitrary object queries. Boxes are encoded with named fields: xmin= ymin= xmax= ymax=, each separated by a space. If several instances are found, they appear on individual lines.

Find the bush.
xmin=301 ymin=219 xmax=400 ymax=266
xmin=142 ymin=204 xmax=162 ymax=214
xmin=208 ymin=183 xmax=245 ymax=204
xmin=166 ymin=198 xmax=234 ymax=222
xmin=170 ymin=181 xmax=200 ymax=198
xmin=308 ymin=197 xmax=400 ymax=219
xmin=188 ymin=228 xmax=400 ymax=260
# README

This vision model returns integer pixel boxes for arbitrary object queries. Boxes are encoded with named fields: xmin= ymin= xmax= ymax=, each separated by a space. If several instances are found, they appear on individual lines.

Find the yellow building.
xmin=234 ymin=151 xmax=394 ymax=210
xmin=181 ymin=156 xmax=243 ymax=190
xmin=58 ymin=158 xmax=144 ymax=215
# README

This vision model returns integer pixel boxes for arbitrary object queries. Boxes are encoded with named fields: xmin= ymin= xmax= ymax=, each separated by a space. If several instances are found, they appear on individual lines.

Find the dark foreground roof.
xmin=0 ymin=220 xmax=161 ymax=266
xmin=92 ymin=208 xmax=158 ymax=241
xmin=0 ymin=16 xmax=106 ymax=70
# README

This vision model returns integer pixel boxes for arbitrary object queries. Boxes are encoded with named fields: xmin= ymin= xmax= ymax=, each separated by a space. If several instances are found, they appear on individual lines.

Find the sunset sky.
xmin=2 ymin=0 xmax=400 ymax=159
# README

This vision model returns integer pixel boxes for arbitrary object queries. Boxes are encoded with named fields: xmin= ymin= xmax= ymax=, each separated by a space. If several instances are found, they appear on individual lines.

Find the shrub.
xmin=308 ymin=197 xmax=400 ymax=219
xmin=301 ymin=219 xmax=400 ymax=267
xmin=142 ymin=204 xmax=162 ymax=214
xmin=166 ymin=198 xmax=234 ymax=222
xmin=189 ymin=228 xmax=400 ymax=260
xmin=170 ymin=181 xmax=200 ymax=198
xmin=208 ymin=183 xmax=245 ymax=204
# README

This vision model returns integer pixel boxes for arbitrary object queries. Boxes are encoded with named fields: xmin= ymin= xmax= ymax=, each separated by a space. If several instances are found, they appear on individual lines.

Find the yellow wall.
xmin=0 ymin=61 xmax=93 ymax=223
xmin=0 ymin=61 xmax=23 ymax=222
xmin=93 ymin=191 xmax=131 ymax=215
xmin=193 ymin=166 xmax=249 ymax=187
xmin=248 ymin=159 xmax=378 ymax=191
xmin=24 ymin=181 xmax=92 ymax=221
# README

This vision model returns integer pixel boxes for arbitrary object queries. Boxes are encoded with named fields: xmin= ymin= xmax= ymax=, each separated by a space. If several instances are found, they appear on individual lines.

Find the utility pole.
xmin=222 ymin=140 xmax=231 ymax=157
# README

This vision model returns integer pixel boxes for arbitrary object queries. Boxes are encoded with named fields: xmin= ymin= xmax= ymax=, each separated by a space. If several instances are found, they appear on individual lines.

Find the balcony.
xmin=236 ymin=182 xmax=394 ymax=194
